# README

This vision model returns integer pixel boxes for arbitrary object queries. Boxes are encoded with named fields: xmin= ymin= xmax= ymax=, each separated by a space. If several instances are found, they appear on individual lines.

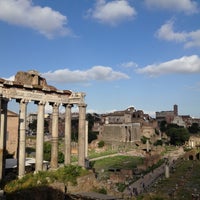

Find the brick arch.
xmin=185 ymin=150 xmax=198 ymax=160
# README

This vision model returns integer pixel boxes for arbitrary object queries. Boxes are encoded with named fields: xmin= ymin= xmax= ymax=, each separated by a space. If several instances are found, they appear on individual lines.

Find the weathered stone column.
xmin=165 ymin=159 xmax=170 ymax=178
xmin=18 ymin=99 xmax=28 ymax=178
xmin=146 ymin=139 xmax=150 ymax=153
xmin=0 ymin=97 xmax=8 ymax=182
xmin=64 ymin=104 xmax=72 ymax=165
xmin=78 ymin=103 xmax=87 ymax=167
xmin=35 ymin=101 xmax=45 ymax=172
xmin=50 ymin=103 xmax=59 ymax=169
xmin=85 ymin=120 xmax=88 ymax=158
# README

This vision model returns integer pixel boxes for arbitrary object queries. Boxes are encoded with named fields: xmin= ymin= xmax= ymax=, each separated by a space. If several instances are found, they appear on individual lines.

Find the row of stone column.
xmin=0 ymin=96 xmax=87 ymax=180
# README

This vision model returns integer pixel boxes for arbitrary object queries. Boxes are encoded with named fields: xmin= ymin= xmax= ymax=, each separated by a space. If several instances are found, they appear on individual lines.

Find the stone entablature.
xmin=0 ymin=74 xmax=85 ymax=105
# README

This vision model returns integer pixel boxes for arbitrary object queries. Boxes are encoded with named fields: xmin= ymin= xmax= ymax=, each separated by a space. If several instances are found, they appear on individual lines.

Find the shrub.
xmin=58 ymin=151 xmax=64 ymax=163
xmin=154 ymin=140 xmax=163 ymax=146
xmin=98 ymin=140 xmax=105 ymax=148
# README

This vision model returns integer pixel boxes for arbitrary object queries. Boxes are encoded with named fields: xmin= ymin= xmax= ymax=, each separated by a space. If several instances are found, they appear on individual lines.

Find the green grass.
xmin=4 ymin=165 xmax=87 ymax=194
xmin=88 ymin=149 xmax=118 ymax=159
xmin=92 ymin=155 xmax=143 ymax=171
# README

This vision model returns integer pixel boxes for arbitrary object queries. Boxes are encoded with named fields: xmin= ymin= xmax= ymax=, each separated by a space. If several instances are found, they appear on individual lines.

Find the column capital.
xmin=34 ymin=100 xmax=46 ymax=105
xmin=16 ymin=98 xmax=29 ymax=104
xmin=49 ymin=102 xmax=60 ymax=107
xmin=63 ymin=103 xmax=73 ymax=108
xmin=78 ymin=103 xmax=87 ymax=108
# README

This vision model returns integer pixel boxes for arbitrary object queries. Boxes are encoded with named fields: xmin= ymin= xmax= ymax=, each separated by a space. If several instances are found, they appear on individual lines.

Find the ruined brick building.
xmin=98 ymin=107 xmax=157 ymax=145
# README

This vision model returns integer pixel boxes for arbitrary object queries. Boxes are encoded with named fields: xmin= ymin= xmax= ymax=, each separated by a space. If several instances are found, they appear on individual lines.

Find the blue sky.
xmin=0 ymin=0 xmax=200 ymax=117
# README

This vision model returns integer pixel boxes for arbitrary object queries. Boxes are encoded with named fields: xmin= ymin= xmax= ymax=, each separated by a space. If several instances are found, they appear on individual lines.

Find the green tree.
xmin=71 ymin=113 xmax=100 ymax=143
xmin=28 ymin=119 xmax=37 ymax=132
xmin=71 ymin=119 xmax=78 ymax=142
xmin=188 ymin=123 xmax=200 ymax=134
xmin=166 ymin=127 xmax=190 ymax=145
xmin=86 ymin=113 xmax=101 ymax=143
xmin=98 ymin=140 xmax=105 ymax=148
xmin=44 ymin=142 xmax=51 ymax=161
xmin=88 ymin=131 xmax=98 ymax=143
xmin=43 ymin=142 xmax=65 ymax=163
xmin=86 ymin=113 xmax=95 ymax=131
xmin=154 ymin=139 xmax=163 ymax=146
xmin=160 ymin=120 xmax=167 ymax=133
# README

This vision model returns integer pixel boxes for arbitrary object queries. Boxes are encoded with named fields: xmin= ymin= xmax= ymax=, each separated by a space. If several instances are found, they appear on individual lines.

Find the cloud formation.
xmin=0 ymin=0 xmax=71 ymax=38
xmin=42 ymin=66 xmax=130 ymax=83
xmin=144 ymin=0 xmax=198 ymax=14
xmin=121 ymin=61 xmax=138 ymax=68
xmin=87 ymin=0 xmax=136 ymax=26
xmin=136 ymin=55 xmax=200 ymax=77
xmin=156 ymin=20 xmax=200 ymax=48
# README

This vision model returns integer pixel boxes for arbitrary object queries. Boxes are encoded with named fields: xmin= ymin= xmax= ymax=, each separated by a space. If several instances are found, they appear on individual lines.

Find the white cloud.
xmin=42 ymin=66 xmax=130 ymax=83
xmin=185 ymin=29 xmax=200 ymax=48
xmin=121 ymin=61 xmax=138 ymax=68
xmin=156 ymin=20 xmax=200 ymax=48
xmin=0 ymin=0 xmax=71 ymax=38
xmin=156 ymin=20 xmax=187 ymax=42
xmin=136 ymin=55 xmax=200 ymax=77
xmin=87 ymin=0 xmax=136 ymax=26
xmin=3 ymin=75 xmax=15 ymax=81
xmin=144 ymin=0 xmax=198 ymax=14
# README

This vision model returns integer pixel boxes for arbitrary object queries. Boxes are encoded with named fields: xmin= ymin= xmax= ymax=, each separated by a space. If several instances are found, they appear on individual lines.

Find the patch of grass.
xmin=4 ymin=165 xmax=86 ymax=194
xmin=93 ymin=155 xmax=143 ymax=171
xmin=88 ymin=149 xmax=118 ymax=159
xmin=93 ymin=186 xmax=107 ymax=194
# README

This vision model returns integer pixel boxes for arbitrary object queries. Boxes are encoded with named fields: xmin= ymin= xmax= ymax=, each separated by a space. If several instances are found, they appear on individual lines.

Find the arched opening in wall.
xmin=189 ymin=155 xmax=194 ymax=160
xmin=196 ymin=153 xmax=200 ymax=160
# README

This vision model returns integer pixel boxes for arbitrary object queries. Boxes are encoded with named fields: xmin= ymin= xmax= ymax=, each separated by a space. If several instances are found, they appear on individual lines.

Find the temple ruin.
xmin=0 ymin=70 xmax=87 ymax=181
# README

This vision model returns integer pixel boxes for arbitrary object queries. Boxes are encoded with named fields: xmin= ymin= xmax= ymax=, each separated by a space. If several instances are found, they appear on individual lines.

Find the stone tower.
xmin=174 ymin=104 xmax=178 ymax=116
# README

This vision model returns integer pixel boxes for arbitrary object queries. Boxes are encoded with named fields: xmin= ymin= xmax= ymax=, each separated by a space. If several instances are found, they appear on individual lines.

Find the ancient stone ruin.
xmin=0 ymin=70 xmax=87 ymax=181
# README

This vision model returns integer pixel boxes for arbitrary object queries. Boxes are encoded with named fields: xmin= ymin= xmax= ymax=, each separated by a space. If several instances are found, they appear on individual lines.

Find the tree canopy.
xmin=188 ymin=123 xmax=200 ymax=134
xmin=166 ymin=126 xmax=190 ymax=145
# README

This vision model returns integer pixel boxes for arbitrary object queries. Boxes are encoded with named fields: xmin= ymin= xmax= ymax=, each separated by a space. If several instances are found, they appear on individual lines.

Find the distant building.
xmin=156 ymin=104 xmax=178 ymax=124
xmin=188 ymin=135 xmax=200 ymax=148
xmin=99 ymin=107 xmax=157 ymax=145
xmin=171 ymin=116 xmax=186 ymax=127
xmin=155 ymin=104 xmax=200 ymax=128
